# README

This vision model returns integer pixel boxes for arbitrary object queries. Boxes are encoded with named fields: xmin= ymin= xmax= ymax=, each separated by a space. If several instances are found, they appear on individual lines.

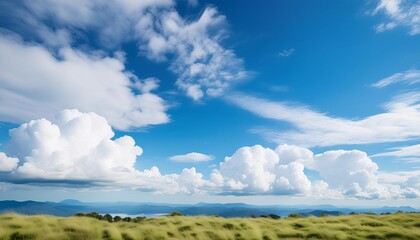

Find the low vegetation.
xmin=0 ymin=212 xmax=419 ymax=240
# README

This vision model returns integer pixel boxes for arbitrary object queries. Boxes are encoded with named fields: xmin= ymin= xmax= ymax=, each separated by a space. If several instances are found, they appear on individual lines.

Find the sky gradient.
xmin=0 ymin=0 xmax=419 ymax=207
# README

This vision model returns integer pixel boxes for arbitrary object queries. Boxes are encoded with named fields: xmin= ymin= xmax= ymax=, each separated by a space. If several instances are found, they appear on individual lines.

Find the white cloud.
xmin=186 ymin=84 xmax=204 ymax=101
xmin=375 ymin=22 xmax=398 ymax=32
xmin=169 ymin=152 xmax=214 ymax=162
xmin=275 ymin=144 xmax=313 ymax=165
xmin=374 ymin=0 xmax=401 ymax=16
xmin=308 ymin=150 xmax=392 ymax=199
xmin=0 ymin=152 xmax=18 ymax=172
xmin=377 ymin=170 xmax=420 ymax=198
xmin=227 ymin=92 xmax=420 ymax=147
xmin=0 ymin=36 xmax=169 ymax=130
xmin=174 ymin=167 xmax=207 ymax=194
xmin=6 ymin=109 xmax=143 ymax=181
xmin=0 ymin=109 xmax=215 ymax=194
xmin=217 ymin=144 xmax=417 ymax=198
xmin=219 ymin=145 xmax=311 ymax=195
xmin=378 ymin=170 xmax=420 ymax=184
xmin=372 ymin=69 xmax=420 ymax=88
xmin=3 ymin=1 xmax=248 ymax=101
xmin=135 ymin=7 xmax=249 ymax=100
xmin=11 ymin=0 xmax=173 ymax=48
xmin=279 ymin=48 xmax=295 ymax=57
xmin=373 ymin=0 xmax=420 ymax=35
xmin=0 ymin=111 xmax=417 ymax=199
xmin=372 ymin=144 xmax=420 ymax=162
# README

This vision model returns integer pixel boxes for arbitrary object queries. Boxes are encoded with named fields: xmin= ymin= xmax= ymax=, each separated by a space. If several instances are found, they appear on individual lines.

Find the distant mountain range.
xmin=0 ymin=200 xmax=417 ymax=218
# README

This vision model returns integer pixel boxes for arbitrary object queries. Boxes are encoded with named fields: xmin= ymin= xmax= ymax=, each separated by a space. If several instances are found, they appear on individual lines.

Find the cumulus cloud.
xmin=0 ymin=109 xmax=210 ymax=194
xmin=275 ymin=144 xmax=313 ymax=165
xmin=0 ymin=152 xmax=18 ymax=172
xmin=372 ymin=0 xmax=420 ymax=35
xmin=135 ymin=7 xmax=249 ymax=100
xmin=372 ymin=69 xmax=420 ymax=88
xmin=219 ymin=145 xmax=311 ymax=195
xmin=227 ymin=92 xmax=420 ymax=147
xmin=5 ymin=109 xmax=143 ymax=181
xmin=174 ymin=167 xmax=207 ymax=194
xmin=377 ymin=170 xmax=420 ymax=198
xmin=169 ymin=152 xmax=214 ymax=162
xmin=0 ymin=111 xmax=417 ymax=199
xmin=0 ymin=36 xmax=169 ymax=130
xmin=308 ymin=150 xmax=392 ymax=199
xmin=216 ymin=144 xmax=418 ymax=198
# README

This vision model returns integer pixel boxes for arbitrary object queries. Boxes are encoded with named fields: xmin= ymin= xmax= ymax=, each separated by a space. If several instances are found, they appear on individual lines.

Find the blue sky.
xmin=0 ymin=0 xmax=419 ymax=206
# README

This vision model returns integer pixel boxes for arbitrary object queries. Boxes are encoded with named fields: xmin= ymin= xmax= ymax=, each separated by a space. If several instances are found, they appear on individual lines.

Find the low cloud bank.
xmin=0 ymin=110 xmax=418 ymax=199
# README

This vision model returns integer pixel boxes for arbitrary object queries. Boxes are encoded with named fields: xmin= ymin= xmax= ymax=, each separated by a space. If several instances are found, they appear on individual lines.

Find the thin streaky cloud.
xmin=279 ymin=48 xmax=295 ymax=57
xmin=372 ymin=144 xmax=420 ymax=160
xmin=227 ymin=91 xmax=420 ymax=147
xmin=169 ymin=152 xmax=215 ymax=162
xmin=372 ymin=69 xmax=420 ymax=88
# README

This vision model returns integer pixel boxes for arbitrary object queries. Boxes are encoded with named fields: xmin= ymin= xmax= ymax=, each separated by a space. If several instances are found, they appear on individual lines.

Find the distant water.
xmin=101 ymin=213 xmax=169 ymax=218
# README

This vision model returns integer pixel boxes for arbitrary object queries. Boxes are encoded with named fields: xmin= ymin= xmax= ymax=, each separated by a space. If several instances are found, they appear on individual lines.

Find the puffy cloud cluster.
xmin=216 ymin=144 xmax=419 ymax=199
xmin=218 ymin=145 xmax=311 ymax=195
xmin=310 ymin=150 xmax=391 ymax=199
xmin=136 ymin=7 xmax=248 ymax=100
xmin=0 ymin=110 xmax=418 ymax=199
xmin=275 ymin=144 xmax=313 ymax=164
xmin=0 ymin=109 xmax=207 ymax=194
xmin=373 ymin=0 xmax=420 ymax=35
xmin=5 ymin=109 xmax=142 ymax=181
xmin=0 ymin=36 xmax=169 ymax=130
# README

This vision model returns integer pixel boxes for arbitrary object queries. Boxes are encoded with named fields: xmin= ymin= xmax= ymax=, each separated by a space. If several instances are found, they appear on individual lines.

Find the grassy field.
xmin=0 ymin=212 xmax=419 ymax=240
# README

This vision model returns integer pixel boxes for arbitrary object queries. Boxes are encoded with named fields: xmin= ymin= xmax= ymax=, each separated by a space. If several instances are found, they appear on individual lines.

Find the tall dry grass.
xmin=0 ymin=212 xmax=419 ymax=239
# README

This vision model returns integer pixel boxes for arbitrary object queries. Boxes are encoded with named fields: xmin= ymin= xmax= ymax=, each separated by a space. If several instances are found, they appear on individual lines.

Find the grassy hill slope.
xmin=0 ymin=213 xmax=419 ymax=240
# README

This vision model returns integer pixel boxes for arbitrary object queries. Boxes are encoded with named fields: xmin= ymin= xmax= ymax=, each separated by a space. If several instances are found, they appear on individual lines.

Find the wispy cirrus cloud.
xmin=226 ymin=91 xmax=420 ymax=147
xmin=372 ymin=144 xmax=420 ymax=163
xmin=372 ymin=69 xmax=420 ymax=88
xmin=372 ymin=0 xmax=420 ymax=35
xmin=279 ymin=48 xmax=295 ymax=57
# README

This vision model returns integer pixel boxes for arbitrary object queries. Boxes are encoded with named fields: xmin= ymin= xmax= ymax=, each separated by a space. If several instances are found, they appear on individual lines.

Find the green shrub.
xmin=288 ymin=213 xmax=303 ymax=218
xmin=168 ymin=211 xmax=183 ymax=216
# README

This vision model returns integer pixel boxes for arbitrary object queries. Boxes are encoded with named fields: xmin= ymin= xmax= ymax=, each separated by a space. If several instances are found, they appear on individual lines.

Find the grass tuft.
xmin=10 ymin=232 xmax=36 ymax=240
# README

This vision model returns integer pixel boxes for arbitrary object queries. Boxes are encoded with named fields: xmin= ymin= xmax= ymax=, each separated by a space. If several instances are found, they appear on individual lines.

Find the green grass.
xmin=0 ymin=213 xmax=419 ymax=240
